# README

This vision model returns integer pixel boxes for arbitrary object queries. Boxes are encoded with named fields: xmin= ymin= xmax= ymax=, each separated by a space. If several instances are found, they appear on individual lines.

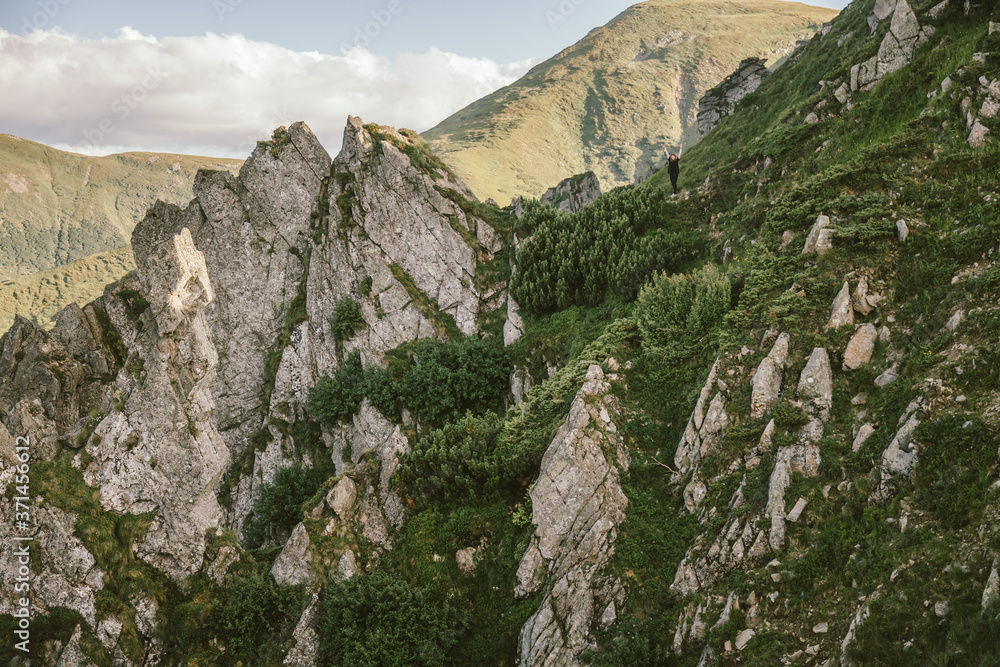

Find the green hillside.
xmin=0 ymin=134 xmax=241 ymax=281
xmin=423 ymin=0 xmax=837 ymax=203
xmin=503 ymin=0 xmax=1000 ymax=661
xmin=0 ymin=246 xmax=135 ymax=333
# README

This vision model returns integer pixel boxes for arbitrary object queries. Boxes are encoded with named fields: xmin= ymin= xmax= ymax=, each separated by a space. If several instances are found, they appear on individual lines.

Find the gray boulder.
xmin=540 ymin=172 xmax=602 ymax=213
xmin=697 ymin=58 xmax=771 ymax=138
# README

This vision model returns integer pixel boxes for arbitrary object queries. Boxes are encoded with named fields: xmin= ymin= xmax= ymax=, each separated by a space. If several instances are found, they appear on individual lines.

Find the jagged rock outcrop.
xmin=797 ymin=348 xmax=834 ymax=416
xmin=540 ymin=172 xmax=602 ymax=213
xmin=0 ymin=117 xmax=513 ymax=660
xmin=283 ymin=594 xmax=321 ymax=667
xmin=675 ymin=359 xmax=728 ymax=475
xmin=750 ymin=333 xmax=790 ymax=419
xmin=851 ymin=0 xmax=935 ymax=92
xmin=697 ymin=58 xmax=771 ymax=138
xmin=85 ymin=227 xmax=230 ymax=582
xmin=515 ymin=364 xmax=629 ymax=666
xmin=766 ymin=444 xmax=821 ymax=550
xmin=876 ymin=411 xmax=921 ymax=499
xmin=827 ymin=282 xmax=855 ymax=330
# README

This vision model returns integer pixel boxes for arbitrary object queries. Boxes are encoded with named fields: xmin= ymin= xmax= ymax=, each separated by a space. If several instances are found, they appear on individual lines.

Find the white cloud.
xmin=0 ymin=26 xmax=539 ymax=158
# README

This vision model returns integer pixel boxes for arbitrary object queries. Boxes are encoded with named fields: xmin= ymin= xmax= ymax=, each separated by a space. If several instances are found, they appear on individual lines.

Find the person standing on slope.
xmin=665 ymin=145 xmax=682 ymax=196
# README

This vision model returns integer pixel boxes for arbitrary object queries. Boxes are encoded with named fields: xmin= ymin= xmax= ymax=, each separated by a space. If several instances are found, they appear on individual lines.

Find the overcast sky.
xmin=0 ymin=0 xmax=851 ymax=158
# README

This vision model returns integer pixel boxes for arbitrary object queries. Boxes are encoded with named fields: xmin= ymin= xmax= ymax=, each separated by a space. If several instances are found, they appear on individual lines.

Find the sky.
xmin=0 ymin=0 xmax=851 ymax=158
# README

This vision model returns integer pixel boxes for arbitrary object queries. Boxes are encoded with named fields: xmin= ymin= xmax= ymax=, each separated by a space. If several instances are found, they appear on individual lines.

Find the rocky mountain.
xmin=3 ymin=0 xmax=1000 ymax=665
xmin=422 ymin=0 xmax=837 ymax=203
xmin=0 ymin=134 xmax=242 ymax=282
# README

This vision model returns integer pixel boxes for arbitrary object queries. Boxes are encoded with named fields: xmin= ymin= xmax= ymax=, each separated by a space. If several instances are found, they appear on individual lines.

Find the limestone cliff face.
xmin=515 ymin=363 xmax=630 ymax=666
xmin=0 ymin=117 xmax=510 ymax=661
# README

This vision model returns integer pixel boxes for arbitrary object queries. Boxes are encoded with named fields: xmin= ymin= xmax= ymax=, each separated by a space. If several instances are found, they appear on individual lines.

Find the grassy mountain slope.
xmin=423 ymin=0 xmax=837 ymax=203
xmin=506 ymin=0 xmax=1000 ymax=663
xmin=0 ymin=246 xmax=135 ymax=332
xmin=0 ymin=133 xmax=241 ymax=281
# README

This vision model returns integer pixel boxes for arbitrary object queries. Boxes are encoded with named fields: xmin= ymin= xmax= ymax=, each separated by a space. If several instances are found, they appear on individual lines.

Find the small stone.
xmin=786 ymin=497 xmax=808 ymax=522
xmin=956 ymin=395 xmax=967 ymax=403
xmin=271 ymin=523 xmax=315 ymax=586
xmin=827 ymin=282 xmax=854 ymax=329
xmin=797 ymin=348 xmax=833 ymax=411
xmin=852 ymin=393 xmax=868 ymax=405
xmin=812 ymin=622 xmax=829 ymax=634
xmin=802 ymin=215 xmax=833 ymax=255
xmin=835 ymin=83 xmax=851 ymax=104
xmin=843 ymin=324 xmax=877 ymax=370
xmin=805 ymin=112 xmax=820 ymax=124
xmin=969 ymin=121 xmax=990 ymax=148
xmin=935 ymin=601 xmax=949 ymax=618
xmin=456 ymin=547 xmax=477 ymax=578
xmin=897 ymin=220 xmax=909 ymax=243
xmin=982 ymin=558 xmax=999 ymax=607
xmin=806 ymin=644 xmax=821 ymax=655
xmin=944 ymin=310 xmax=963 ymax=332
xmin=336 ymin=550 xmax=361 ymax=582
xmin=875 ymin=362 xmax=899 ymax=387
xmin=327 ymin=477 xmax=358 ymax=519
xmin=735 ymin=629 xmax=756 ymax=650
xmin=853 ymin=424 xmax=876 ymax=452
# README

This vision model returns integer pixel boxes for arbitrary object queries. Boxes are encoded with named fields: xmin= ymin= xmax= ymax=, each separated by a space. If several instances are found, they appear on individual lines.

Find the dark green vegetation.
xmin=511 ymin=189 xmax=708 ymax=312
xmin=243 ymin=463 xmax=333 ymax=549
xmin=318 ymin=573 xmax=469 ymax=667
xmin=578 ymin=1 xmax=1000 ymax=663
xmin=329 ymin=297 xmax=366 ymax=343
xmin=162 ymin=549 xmax=308 ymax=666
xmin=308 ymin=336 xmax=511 ymax=430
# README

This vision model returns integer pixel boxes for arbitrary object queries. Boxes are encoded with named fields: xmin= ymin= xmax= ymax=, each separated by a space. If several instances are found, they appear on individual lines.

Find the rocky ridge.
xmin=0 ymin=117 xmax=513 ymax=663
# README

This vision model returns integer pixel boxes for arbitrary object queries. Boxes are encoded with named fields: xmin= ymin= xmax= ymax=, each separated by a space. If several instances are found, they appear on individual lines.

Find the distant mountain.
xmin=0 ymin=134 xmax=242 ymax=281
xmin=0 ymin=246 xmax=134 ymax=333
xmin=423 ymin=0 xmax=838 ymax=202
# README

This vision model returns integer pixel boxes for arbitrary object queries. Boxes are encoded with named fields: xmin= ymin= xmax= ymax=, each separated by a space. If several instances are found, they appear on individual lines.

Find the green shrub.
xmin=358 ymin=275 xmax=373 ymax=297
xmin=393 ymin=412 xmax=504 ymax=508
xmin=330 ymin=297 xmax=366 ymax=343
xmin=771 ymin=399 xmax=810 ymax=428
xmin=370 ymin=336 xmax=511 ymax=428
xmin=914 ymin=415 xmax=998 ymax=530
xmin=307 ymin=350 xmax=365 ymax=425
xmin=636 ymin=263 xmax=732 ymax=346
xmin=213 ymin=572 xmax=306 ymax=664
xmin=511 ymin=189 xmax=706 ymax=313
xmin=243 ymin=463 xmax=328 ymax=549
xmin=318 ymin=572 xmax=469 ymax=667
